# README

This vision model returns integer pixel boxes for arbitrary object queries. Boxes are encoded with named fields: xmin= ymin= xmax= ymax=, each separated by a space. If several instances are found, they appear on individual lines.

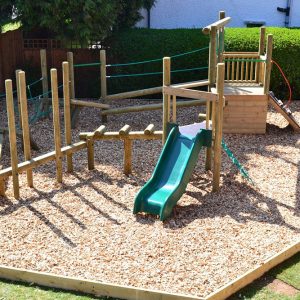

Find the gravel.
xmin=0 ymin=99 xmax=299 ymax=298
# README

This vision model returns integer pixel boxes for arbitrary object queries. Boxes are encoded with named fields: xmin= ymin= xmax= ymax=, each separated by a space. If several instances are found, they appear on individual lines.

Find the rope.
xmin=222 ymin=139 xmax=255 ymax=185
xmin=106 ymin=46 xmax=209 ymax=68
xmin=107 ymin=66 xmax=208 ymax=78
xmin=271 ymin=59 xmax=292 ymax=107
xmin=224 ymin=58 xmax=266 ymax=63
xmin=74 ymin=62 xmax=101 ymax=68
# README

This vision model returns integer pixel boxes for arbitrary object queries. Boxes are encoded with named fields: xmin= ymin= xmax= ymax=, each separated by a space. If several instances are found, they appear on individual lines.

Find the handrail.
xmin=202 ymin=17 xmax=231 ymax=35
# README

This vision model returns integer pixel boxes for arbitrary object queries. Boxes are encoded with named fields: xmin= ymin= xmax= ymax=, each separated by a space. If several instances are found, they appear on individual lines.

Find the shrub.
xmin=105 ymin=27 xmax=300 ymax=99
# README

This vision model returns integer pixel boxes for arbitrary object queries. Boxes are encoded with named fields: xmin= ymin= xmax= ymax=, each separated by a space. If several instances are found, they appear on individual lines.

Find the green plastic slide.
xmin=133 ymin=124 xmax=212 ymax=221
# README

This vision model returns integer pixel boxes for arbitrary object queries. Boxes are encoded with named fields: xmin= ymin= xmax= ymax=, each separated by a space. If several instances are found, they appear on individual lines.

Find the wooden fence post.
xmin=40 ymin=49 xmax=49 ymax=115
xmin=63 ymin=62 xmax=73 ymax=173
xmin=5 ymin=79 xmax=20 ymax=199
xmin=18 ymin=71 xmax=33 ymax=188
xmin=213 ymin=63 xmax=225 ymax=192
xmin=100 ymin=50 xmax=107 ymax=123
xmin=206 ymin=25 xmax=217 ymax=171
xmin=50 ymin=69 xmax=63 ymax=183
xmin=162 ymin=57 xmax=171 ymax=144
xmin=263 ymin=34 xmax=273 ymax=94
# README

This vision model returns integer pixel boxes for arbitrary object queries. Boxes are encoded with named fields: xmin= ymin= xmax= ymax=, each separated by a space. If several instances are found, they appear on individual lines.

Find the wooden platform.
xmin=213 ymin=83 xmax=268 ymax=134
xmin=269 ymin=92 xmax=300 ymax=132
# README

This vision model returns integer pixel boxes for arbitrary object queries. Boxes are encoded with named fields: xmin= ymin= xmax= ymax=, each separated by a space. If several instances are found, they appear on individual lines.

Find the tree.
xmin=0 ymin=0 xmax=156 ymax=44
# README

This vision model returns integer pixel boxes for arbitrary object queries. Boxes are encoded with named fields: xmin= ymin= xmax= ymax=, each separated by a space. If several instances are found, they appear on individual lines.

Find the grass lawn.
xmin=0 ymin=253 xmax=298 ymax=299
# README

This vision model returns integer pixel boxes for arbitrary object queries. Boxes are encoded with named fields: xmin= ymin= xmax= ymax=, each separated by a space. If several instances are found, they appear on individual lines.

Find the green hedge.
xmin=104 ymin=27 xmax=300 ymax=99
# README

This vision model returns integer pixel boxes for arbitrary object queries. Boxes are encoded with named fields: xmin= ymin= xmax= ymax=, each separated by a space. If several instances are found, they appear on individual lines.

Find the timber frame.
xmin=0 ymin=241 xmax=297 ymax=300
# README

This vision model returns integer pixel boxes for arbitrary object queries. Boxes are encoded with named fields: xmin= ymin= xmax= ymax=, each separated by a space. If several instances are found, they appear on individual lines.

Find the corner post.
xmin=263 ymin=34 xmax=273 ymax=94
xmin=213 ymin=63 xmax=225 ymax=192
xmin=257 ymin=27 xmax=266 ymax=84
xmin=206 ymin=25 xmax=217 ymax=170
xmin=162 ymin=57 xmax=171 ymax=144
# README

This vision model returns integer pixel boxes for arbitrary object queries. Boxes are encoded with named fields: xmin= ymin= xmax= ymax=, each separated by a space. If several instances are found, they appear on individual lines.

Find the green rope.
xmin=27 ymin=77 xmax=43 ymax=87
xmin=106 ymin=46 xmax=209 ymax=68
xmin=222 ymin=139 xmax=255 ymax=185
xmin=107 ymin=66 xmax=208 ymax=79
xmin=224 ymin=58 xmax=265 ymax=63
xmin=74 ymin=62 xmax=101 ymax=68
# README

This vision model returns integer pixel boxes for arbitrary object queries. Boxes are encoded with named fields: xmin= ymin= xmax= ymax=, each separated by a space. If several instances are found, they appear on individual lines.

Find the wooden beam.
xmin=163 ymin=86 xmax=217 ymax=101
xmin=119 ymin=125 xmax=131 ymax=136
xmin=79 ymin=131 xmax=163 ymax=141
xmin=171 ymin=80 xmax=209 ymax=89
xmin=0 ymin=142 xmax=87 ymax=179
xmin=105 ymin=86 xmax=162 ymax=101
xmin=144 ymin=124 xmax=155 ymax=135
xmin=63 ymin=62 xmax=73 ymax=173
xmin=0 ymin=265 xmax=203 ymax=300
xmin=18 ymin=71 xmax=33 ymax=188
xmin=101 ymin=99 xmax=207 ymax=116
xmin=202 ymin=17 xmax=231 ymax=35
xmin=70 ymin=99 xmax=110 ymax=109
xmin=15 ymin=69 xmax=22 ymax=129
xmin=206 ymin=241 xmax=300 ymax=300
xmin=51 ymin=69 xmax=63 ymax=183
xmin=5 ymin=80 xmax=20 ymax=199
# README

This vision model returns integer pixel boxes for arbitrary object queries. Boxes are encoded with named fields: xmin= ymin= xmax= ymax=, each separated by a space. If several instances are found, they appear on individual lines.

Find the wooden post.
xmin=100 ymin=50 xmax=108 ymax=123
xmin=218 ymin=11 xmax=226 ymax=62
xmin=206 ymin=25 xmax=217 ymax=171
xmin=162 ymin=57 xmax=171 ymax=144
xmin=40 ymin=49 xmax=49 ymax=115
xmin=15 ymin=69 xmax=22 ymax=128
xmin=263 ymin=34 xmax=273 ymax=94
xmin=5 ymin=80 xmax=20 ymax=199
xmin=62 ymin=62 xmax=73 ymax=173
xmin=50 ymin=69 xmax=63 ymax=183
xmin=18 ymin=71 xmax=33 ymax=188
xmin=124 ymin=139 xmax=132 ymax=175
xmin=86 ymin=134 xmax=95 ymax=170
xmin=67 ymin=52 xmax=78 ymax=128
xmin=213 ymin=63 xmax=225 ymax=192
xmin=257 ymin=27 xmax=266 ymax=84
xmin=172 ymin=95 xmax=177 ymax=123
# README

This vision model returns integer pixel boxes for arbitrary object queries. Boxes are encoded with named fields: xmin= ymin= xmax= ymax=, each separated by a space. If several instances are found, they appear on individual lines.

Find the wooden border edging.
xmin=0 ymin=265 xmax=204 ymax=300
xmin=206 ymin=240 xmax=300 ymax=300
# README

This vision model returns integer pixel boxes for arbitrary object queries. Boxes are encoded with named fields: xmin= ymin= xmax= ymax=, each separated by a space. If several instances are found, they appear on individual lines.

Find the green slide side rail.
xmin=133 ymin=125 xmax=212 ymax=221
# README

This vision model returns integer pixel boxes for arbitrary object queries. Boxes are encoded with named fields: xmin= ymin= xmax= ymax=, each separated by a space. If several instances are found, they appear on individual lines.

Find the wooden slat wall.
xmin=223 ymin=95 xmax=268 ymax=134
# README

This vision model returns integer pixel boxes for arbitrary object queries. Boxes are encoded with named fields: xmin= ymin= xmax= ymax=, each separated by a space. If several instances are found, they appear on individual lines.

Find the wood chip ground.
xmin=0 ymin=99 xmax=299 ymax=298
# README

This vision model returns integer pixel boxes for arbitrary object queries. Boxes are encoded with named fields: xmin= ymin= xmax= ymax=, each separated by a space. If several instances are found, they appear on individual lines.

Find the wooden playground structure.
xmin=0 ymin=11 xmax=299 ymax=300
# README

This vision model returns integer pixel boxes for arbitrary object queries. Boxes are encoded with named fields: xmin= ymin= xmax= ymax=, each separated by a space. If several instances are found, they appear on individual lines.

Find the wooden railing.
xmin=223 ymin=52 xmax=265 ymax=84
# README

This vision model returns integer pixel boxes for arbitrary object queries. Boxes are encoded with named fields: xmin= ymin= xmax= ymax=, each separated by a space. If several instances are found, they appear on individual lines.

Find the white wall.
xmin=136 ymin=0 xmax=300 ymax=28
